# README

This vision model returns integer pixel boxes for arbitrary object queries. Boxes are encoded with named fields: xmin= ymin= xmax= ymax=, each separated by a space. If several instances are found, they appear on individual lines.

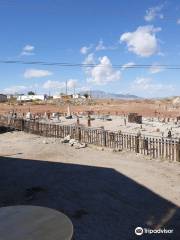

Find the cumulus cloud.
xmin=120 ymin=25 xmax=161 ymax=57
xmin=144 ymin=5 xmax=164 ymax=22
xmin=43 ymin=80 xmax=65 ymax=89
xmin=67 ymin=79 xmax=78 ymax=89
xmin=83 ymin=53 xmax=95 ymax=65
xmin=3 ymin=85 xmax=28 ymax=94
xmin=80 ymin=45 xmax=93 ymax=54
xmin=95 ymin=39 xmax=117 ymax=51
xmin=24 ymin=69 xmax=53 ymax=79
xmin=121 ymin=62 xmax=135 ymax=70
xmin=86 ymin=56 xmax=121 ymax=85
xmin=95 ymin=40 xmax=107 ymax=51
xmin=149 ymin=63 xmax=165 ymax=74
xmin=83 ymin=53 xmax=96 ymax=75
xmin=21 ymin=44 xmax=35 ymax=56
xmin=132 ymin=77 xmax=174 ymax=93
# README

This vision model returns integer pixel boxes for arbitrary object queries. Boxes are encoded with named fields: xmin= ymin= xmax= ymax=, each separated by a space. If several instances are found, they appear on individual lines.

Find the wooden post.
xmin=88 ymin=115 xmax=91 ymax=127
xmin=21 ymin=119 xmax=25 ymax=131
xmin=77 ymin=116 xmax=80 ymax=125
xmin=103 ymin=130 xmax=107 ymax=147
xmin=135 ymin=135 xmax=140 ymax=153
xmin=78 ymin=127 xmax=81 ymax=142
xmin=176 ymin=139 xmax=180 ymax=162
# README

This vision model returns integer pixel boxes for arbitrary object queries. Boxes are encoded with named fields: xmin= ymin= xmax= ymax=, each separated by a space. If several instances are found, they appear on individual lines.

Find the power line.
xmin=0 ymin=60 xmax=180 ymax=70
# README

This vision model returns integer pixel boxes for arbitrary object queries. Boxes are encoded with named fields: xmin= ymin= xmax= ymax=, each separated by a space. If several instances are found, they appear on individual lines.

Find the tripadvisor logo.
xmin=135 ymin=227 xmax=143 ymax=236
xmin=135 ymin=226 xmax=174 ymax=236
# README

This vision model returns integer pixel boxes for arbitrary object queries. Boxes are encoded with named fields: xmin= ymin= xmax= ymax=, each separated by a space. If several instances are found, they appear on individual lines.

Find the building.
xmin=73 ymin=94 xmax=86 ymax=99
xmin=128 ymin=113 xmax=142 ymax=124
xmin=17 ymin=95 xmax=45 ymax=101
xmin=53 ymin=94 xmax=73 ymax=100
xmin=0 ymin=94 xmax=7 ymax=102
xmin=53 ymin=94 xmax=87 ymax=100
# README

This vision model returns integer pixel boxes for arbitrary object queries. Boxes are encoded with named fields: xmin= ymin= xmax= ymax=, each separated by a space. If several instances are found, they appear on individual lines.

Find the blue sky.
xmin=0 ymin=0 xmax=180 ymax=98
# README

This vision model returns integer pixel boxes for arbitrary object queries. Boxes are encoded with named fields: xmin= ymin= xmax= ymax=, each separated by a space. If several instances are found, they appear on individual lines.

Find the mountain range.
xmin=80 ymin=90 xmax=140 ymax=99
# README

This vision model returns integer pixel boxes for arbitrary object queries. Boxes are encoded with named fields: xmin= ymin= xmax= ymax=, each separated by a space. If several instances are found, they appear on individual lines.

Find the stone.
xmin=74 ymin=143 xmax=87 ymax=149
xmin=61 ymin=135 xmax=71 ymax=143
xmin=69 ymin=139 xmax=79 ymax=146
xmin=42 ymin=140 xmax=48 ymax=144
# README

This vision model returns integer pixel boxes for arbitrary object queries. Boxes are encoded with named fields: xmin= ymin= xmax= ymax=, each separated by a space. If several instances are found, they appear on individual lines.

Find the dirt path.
xmin=0 ymin=131 xmax=179 ymax=239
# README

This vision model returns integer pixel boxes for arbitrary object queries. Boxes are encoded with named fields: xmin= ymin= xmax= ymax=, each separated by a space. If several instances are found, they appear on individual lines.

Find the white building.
xmin=53 ymin=94 xmax=86 ymax=99
xmin=72 ymin=94 xmax=86 ymax=99
xmin=0 ymin=94 xmax=7 ymax=102
xmin=17 ymin=95 xmax=45 ymax=101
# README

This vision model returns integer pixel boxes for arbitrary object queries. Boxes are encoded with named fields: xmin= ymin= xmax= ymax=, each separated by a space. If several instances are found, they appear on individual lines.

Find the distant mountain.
xmin=80 ymin=90 xmax=140 ymax=99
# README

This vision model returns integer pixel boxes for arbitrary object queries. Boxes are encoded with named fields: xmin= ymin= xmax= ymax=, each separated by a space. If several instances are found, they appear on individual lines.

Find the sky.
xmin=0 ymin=0 xmax=180 ymax=98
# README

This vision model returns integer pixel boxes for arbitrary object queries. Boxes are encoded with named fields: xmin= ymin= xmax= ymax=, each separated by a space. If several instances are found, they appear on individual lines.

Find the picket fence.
xmin=0 ymin=115 xmax=180 ymax=161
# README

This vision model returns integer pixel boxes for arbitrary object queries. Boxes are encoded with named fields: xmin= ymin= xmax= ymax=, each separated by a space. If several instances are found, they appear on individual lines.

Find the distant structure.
xmin=0 ymin=94 xmax=7 ymax=102
xmin=53 ymin=94 xmax=73 ymax=100
xmin=17 ymin=95 xmax=45 ymax=101
xmin=128 ymin=113 xmax=142 ymax=124
xmin=53 ymin=94 xmax=87 ymax=100
xmin=73 ymin=94 xmax=85 ymax=99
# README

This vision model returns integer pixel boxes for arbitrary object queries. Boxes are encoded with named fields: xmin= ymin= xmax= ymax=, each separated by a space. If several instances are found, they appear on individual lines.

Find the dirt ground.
xmin=0 ymin=98 xmax=180 ymax=117
xmin=0 ymin=131 xmax=179 ymax=239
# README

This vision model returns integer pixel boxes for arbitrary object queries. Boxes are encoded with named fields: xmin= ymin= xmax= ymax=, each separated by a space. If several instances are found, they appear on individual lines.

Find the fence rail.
xmin=0 ymin=115 xmax=180 ymax=162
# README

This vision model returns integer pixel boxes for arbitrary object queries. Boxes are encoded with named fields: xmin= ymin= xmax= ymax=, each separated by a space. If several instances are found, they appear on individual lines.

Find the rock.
xmin=74 ymin=143 xmax=87 ymax=149
xmin=69 ymin=139 xmax=79 ymax=146
xmin=61 ymin=135 xmax=71 ymax=143
xmin=42 ymin=140 xmax=48 ymax=144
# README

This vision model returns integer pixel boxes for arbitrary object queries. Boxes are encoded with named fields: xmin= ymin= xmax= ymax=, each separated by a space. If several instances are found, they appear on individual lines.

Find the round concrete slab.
xmin=0 ymin=205 xmax=73 ymax=240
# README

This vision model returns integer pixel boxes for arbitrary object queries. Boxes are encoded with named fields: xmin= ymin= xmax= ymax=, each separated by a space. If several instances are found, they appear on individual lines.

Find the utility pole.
xmin=66 ymin=80 xmax=68 ymax=95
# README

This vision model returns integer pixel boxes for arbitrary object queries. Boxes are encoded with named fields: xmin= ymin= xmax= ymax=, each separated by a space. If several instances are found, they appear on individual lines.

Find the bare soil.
xmin=0 ymin=131 xmax=179 ymax=239
xmin=1 ymin=98 xmax=180 ymax=117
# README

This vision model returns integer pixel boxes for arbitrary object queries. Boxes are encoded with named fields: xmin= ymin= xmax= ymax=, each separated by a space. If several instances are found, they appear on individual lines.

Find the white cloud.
xmin=121 ymin=62 xmax=135 ymax=70
xmin=177 ymin=19 xmax=180 ymax=25
xmin=77 ymin=85 xmax=91 ymax=92
xmin=86 ymin=56 xmax=121 ymax=85
xmin=21 ymin=44 xmax=35 ymax=56
xmin=24 ymin=69 xmax=53 ymax=79
xmin=95 ymin=40 xmax=107 ymax=51
xmin=80 ymin=45 xmax=93 ymax=54
xmin=67 ymin=79 xmax=78 ymax=89
xmin=21 ymin=52 xmax=34 ymax=56
xmin=144 ymin=5 xmax=164 ymax=22
xmin=149 ymin=63 xmax=165 ymax=74
xmin=43 ymin=80 xmax=65 ymax=89
xmin=132 ymin=77 xmax=174 ymax=93
xmin=120 ymin=25 xmax=161 ymax=57
xmin=80 ymin=40 xmax=117 ymax=55
xmin=23 ymin=45 xmax=34 ymax=52
xmin=83 ymin=53 xmax=96 ymax=75
xmin=95 ymin=39 xmax=117 ymax=51
xmin=3 ymin=85 xmax=28 ymax=94
xmin=83 ymin=53 xmax=95 ymax=65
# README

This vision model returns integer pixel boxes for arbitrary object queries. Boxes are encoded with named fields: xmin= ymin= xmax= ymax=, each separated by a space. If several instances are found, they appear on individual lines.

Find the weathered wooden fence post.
xmin=176 ymin=139 xmax=180 ymax=162
xmin=88 ymin=115 xmax=91 ymax=127
xmin=77 ymin=116 xmax=80 ymax=125
xmin=21 ymin=119 xmax=25 ymax=131
xmin=103 ymin=130 xmax=107 ymax=147
xmin=135 ymin=135 xmax=140 ymax=153
xmin=78 ymin=127 xmax=81 ymax=142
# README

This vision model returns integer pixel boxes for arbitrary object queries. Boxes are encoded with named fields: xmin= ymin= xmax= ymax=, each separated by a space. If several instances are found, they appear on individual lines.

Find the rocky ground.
xmin=0 ymin=98 xmax=180 ymax=117
xmin=0 ymin=131 xmax=180 ymax=239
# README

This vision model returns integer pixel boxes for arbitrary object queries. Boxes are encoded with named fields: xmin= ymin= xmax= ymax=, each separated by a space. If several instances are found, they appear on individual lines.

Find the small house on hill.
xmin=0 ymin=94 xmax=7 ymax=102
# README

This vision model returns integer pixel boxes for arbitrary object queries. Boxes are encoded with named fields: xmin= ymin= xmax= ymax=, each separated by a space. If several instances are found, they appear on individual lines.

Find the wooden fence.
xmin=0 ymin=115 xmax=180 ymax=162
